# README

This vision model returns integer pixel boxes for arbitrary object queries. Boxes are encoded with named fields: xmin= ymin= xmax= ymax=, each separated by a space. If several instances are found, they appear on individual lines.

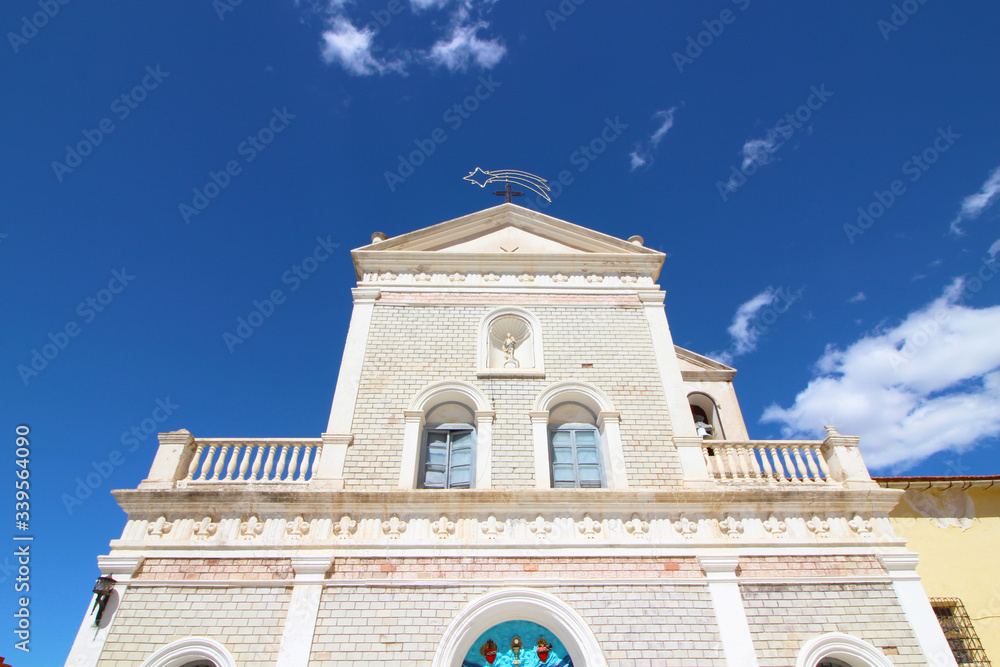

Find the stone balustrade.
xmin=704 ymin=440 xmax=832 ymax=484
xmin=183 ymin=439 xmax=322 ymax=483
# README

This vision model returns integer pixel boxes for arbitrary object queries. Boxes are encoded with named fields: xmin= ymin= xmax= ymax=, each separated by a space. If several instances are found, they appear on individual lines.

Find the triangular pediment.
xmin=675 ymin=346 xmax=737 ymax=381
xmin=351 ymin=203 xmax=665 ymax=281
xmin=355 ymin=204 xmax=660 ymax=256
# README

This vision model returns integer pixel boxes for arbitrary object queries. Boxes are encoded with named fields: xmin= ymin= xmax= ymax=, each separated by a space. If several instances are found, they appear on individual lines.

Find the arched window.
xmin=140 ymin=637 xmax=235 ymax=667
xmin=478 ymin=308 xmax=545 ymax=376
xmin=549 ymin=402 xmax=603 ymax=488
xmin=795 ymin=633 xmax=895 ymax=667
xmin=400 ymin=381 xmax=495 ymax=490
xmin=531 ymin=381 xmax=627 ymax=490
xmin=431 ymin=589 xmax=608 ymax=667
xmin=420 ymin=402 xmax=476 ymax=489
xmin=688 ymin=392 xmax=724 ymax=440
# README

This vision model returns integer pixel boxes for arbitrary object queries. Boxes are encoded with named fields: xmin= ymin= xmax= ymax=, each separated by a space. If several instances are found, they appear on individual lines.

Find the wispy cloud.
xmin=320 ymin=16 xmax=406 ymax=75
xmin=629 ymin=107 xmax=677 ymax=172
xmin=763 ymin=277 xmax=1000 ymax=470
xmin=317 ymin=0 xmax=505 ymax=76
xmin=426 ymin=16 xmax=506 ymax=72
xmin=989 ymin=238 xmax=1000 ymax=259
xmin=950 ymin=164 xmax=1000 ymax=235
xmin=711 ymin=287 xmax=800 ymax=364
xmin=848 ymin=292 xmax=867 ymax=303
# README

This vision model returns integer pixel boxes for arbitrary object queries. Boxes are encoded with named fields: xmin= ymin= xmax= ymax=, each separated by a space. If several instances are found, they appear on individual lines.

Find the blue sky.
xmin=3 ymin=0 xmax=1000 ymax=663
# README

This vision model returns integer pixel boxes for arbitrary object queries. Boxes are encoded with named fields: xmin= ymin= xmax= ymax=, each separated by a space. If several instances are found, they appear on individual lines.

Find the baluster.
xmin=250 ymin=445 xmax=265 ymax=481
xmin=813 ymin=446 xmax=834 ymax=482
xmin=186 ymin=444 xmax=205 ymax=480
xmin=790 ymin=446 xmax=809 ymax=482
xmin=736 ymin=444 xmax=752 ymax=479
xmin=237 ymin=444 xmax=253 ymax=480
xmin=779 ymin=447 xmax=797 ymax=483
xmin=287 ymin=445 xmax=302 ymax=481
xmin=212 ymin=445 xmax=230 ymax=480
xmin=274 ymin=445 xmax=289 ymax=481
xmin=725 ymin=445 xmax=740 ymax=479
xmin=198 ymin=445 xmax=217 ymax=481
xmin=757 ymin=445 xmax=775 ymax=480
xmin=307 ymin=444 xmax=321 ymax=480
xmin=801 ymin=445 xmax=821 ymax=481
xmin=225 ymin=444 xmax=241 ymax=481
xmin=703 ymin=447 xmax=717 ymax=479
xmin=262 ymin=445 xmax=277 ymax=480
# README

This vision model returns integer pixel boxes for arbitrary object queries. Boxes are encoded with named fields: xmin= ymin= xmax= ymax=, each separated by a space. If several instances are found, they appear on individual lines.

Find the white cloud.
xmin=628 ymin=107 xmax=677 ymax=172
xmin=762 ymin=278 xmax=1000 ymax=470
xmin=320 ymin=16 xmax=405 ymax=75
xmin=711 ymin=287 xmax=800 ymax=364
xmin=740 ymin=132 xmax=781 ymax=170
xmin=629 ymin=151 xmax=647 ymax=171
xmin=317 ymin=0 xmax=505 ymax=75
xmin=989 ymin=238 xmax=1000 ymax=259
xmin=848 ymin=292 xmax=867 ymax=303
xmin=950 ymin=164 xmax=1000 ymax=235
xmin=426 ymin=19 xmax=505 ymax=71
xmin=410 ymin=0 xmax=452 ymax=9
xmin=650 ymin=108 xmax=676 ymax=147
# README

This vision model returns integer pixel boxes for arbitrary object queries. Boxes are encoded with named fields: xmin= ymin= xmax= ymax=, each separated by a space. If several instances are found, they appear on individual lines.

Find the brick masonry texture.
xmin=738 ymin=555 xmax=886 ymax=578
xmin=328 ymin=556 xmax=702 ymax=580
xmin=97 ymin=586 xmax=290 ymax=666
xmin=310 ymin=584 xmax=726 ymax=666
xmin=741 ymin=583 xmax=925 ymax=666
xmin=135 ymin=558 xmax=294 ymax=581
xmin=343 ymin=295 xmax=681 ymax=489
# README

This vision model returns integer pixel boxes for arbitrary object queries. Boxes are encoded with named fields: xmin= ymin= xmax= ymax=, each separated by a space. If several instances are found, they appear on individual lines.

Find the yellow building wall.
xmin=887 ymin=485 xmax=1000 ymax=663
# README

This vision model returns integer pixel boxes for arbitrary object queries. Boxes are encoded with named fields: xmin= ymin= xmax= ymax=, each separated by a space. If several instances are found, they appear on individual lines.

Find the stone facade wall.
xmin=343 ymin=294 xmax=681 ymax=490
xmin=310 ymin=584 xmax=725 ymax=666
xmin=97 ymin=585 xmax=290 ymax=666
xmin=741 ymin=582 xmax=925 ymax=665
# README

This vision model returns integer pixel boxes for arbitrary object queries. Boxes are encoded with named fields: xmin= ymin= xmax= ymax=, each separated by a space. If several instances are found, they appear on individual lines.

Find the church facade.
xmin=67 ymin=204 xmax=959 ymax=667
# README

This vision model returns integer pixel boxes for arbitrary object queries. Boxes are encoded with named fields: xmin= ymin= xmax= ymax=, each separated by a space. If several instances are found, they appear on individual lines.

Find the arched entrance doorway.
xmin=432 ymin=589 xmax=607 ymax=667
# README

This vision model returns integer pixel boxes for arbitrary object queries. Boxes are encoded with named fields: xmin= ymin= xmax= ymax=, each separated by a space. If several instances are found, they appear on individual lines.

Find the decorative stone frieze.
xmin=718 ymin=515 xmax=743 ymax=538
xmin=848 ymin=514 xmax=873 ymax=537
xmin=480 ymin=515 xmax=505 ymax=539
xmin=382 ymin=516 xmax=407 ymax=539
xmin=147 ymin=516 xmax=174 ymax=538
xmin=431 ymin=516 xmax=456 ymax=538
xmin=624 ymin=514 xmax=649 ymax=536
xmin=286 ymin=516 xmax=311 ymax=538
xmin=193 ymin=517 xmax=218 ymax=538
xmin=528 ymin=515 xmax=553 ymax=539
xmin=333 ymin=515 xmax=357 ymax=540
xmin=674 ymin=515 xmax=698 ymax=538
xmin=763 ymin=515 xmax=787 ymax=537
xmin=576 ymin=515 xmax=602 ymax=538
xmin=240 ymin=516 xmax=265 ymax=539
xmin=807 ymin=515 xmax=831 ymax=538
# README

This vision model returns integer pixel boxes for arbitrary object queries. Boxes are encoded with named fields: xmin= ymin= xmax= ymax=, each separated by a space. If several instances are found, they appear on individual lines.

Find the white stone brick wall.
xmin=310 ymin=584 xmax=725 ymax=666
xmin=97 ymin=586 xmax=290 ymax=666
xmin=343 ymin=298 xmax=681 ymax=489
xmin=740 ymin=582 xmax=925 ymax=665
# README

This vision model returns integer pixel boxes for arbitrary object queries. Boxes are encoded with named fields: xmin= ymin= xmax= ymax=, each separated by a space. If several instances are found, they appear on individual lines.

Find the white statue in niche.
xmin=488 ymin=316 xmax=533 ymax=370
xmin=503 ymin=333 xmax=518 ymax=367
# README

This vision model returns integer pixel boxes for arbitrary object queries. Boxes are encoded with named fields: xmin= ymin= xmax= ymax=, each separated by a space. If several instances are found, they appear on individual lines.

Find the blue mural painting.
xmin=461 ymin=620 xmax=574 ymax=667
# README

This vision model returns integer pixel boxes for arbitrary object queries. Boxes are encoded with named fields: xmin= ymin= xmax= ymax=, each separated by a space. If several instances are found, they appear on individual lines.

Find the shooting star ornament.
xmin=464 ymin=168 xmax=552 ymax=203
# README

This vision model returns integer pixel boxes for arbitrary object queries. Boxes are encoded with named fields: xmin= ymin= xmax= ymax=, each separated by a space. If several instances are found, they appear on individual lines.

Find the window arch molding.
xmin=139 ymin=637 xmax=236 ymax=667
xmin=477 ymin=307 xmax=545 ymax=376
xmin=530 ymin=381 xmax=627 ymax=490
xmin=431 ymin=588 xmax=608 ymax=667
xmin=400 ymin=380 xmax=495 ymax=490
xmin=795 ymin=632 xmax=894 ymax=667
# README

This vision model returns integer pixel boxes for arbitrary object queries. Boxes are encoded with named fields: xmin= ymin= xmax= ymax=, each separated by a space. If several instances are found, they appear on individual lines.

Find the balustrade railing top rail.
xmin=703 ymin=439 xmax=835 ymax=484
xmin=184 ymin=439 xmax=322 ymax=483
